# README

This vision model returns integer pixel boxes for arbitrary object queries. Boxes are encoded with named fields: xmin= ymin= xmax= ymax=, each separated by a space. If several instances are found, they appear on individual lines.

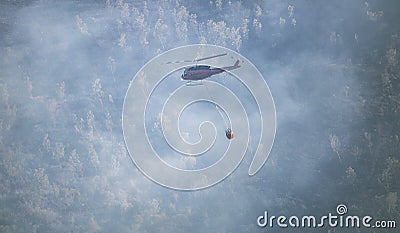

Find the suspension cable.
xmin=203 ymin=82 xmax=230 ymax=129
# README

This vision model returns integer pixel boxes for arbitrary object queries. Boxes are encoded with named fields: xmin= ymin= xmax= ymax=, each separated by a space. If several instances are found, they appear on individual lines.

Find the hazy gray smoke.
xmin=1 ymin=0 xmax=399 ymax=232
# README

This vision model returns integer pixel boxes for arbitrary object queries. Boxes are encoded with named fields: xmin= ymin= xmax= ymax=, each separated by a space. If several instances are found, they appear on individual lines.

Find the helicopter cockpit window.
xmin=197 ymin=65 xmax=210 ymax=70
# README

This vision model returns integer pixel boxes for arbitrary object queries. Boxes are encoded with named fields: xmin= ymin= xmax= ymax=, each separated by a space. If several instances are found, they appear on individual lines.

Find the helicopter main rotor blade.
xmin=194 ymin=53 xmax=228 ymax=62
xmin=164 ymin=53 xmax=228 ymax=64
xmin=165 ymin=60 xmax=193 ymax=64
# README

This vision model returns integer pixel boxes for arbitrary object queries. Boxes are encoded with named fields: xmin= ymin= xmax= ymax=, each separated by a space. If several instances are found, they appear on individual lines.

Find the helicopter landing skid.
xmin=185 ymin=81 xmax=203 ymax=86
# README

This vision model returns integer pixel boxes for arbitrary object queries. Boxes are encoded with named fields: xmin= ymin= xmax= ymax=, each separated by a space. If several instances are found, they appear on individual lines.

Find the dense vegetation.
xmin=0 ymin=0 xmax=398 ymax=232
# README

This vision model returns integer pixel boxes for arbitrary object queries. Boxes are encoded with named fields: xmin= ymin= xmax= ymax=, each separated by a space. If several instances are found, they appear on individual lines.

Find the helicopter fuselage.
xmin=181 ymin=65 xmax=224 ymax=81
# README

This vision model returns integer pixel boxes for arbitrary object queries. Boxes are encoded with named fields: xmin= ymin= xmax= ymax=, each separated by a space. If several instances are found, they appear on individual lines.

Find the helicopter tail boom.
xmin=222 ymin=59 xmax=241 ymax=71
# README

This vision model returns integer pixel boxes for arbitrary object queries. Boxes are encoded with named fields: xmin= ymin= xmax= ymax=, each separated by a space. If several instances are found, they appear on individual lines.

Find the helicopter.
xmin=166 ymin=53 xmax=240 ymax=140
xmin=181 ymin=59 xmax=240 ymax=81
xmin=166 ymin=53 xmax=241 ymax=82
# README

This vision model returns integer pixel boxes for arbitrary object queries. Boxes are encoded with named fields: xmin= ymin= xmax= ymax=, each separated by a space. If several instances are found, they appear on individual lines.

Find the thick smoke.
xmin=0 ymin=0 xmax=399 ymax=232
